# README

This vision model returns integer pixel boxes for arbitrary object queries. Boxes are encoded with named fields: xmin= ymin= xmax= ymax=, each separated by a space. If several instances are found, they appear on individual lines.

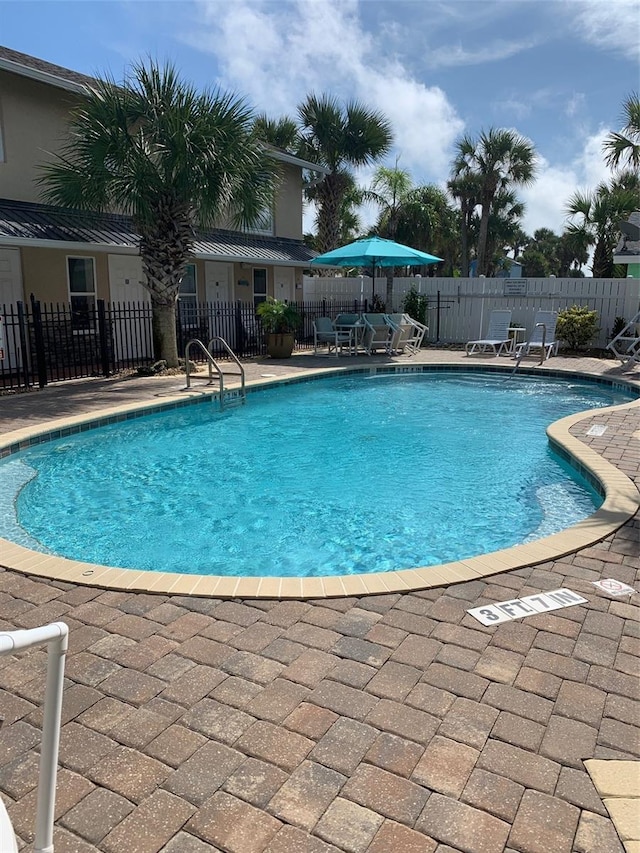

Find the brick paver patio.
xmin=0 ymin=350 xmax=638 ymax=852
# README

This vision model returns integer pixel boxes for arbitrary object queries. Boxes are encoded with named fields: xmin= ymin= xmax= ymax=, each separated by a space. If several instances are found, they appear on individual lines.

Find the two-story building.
xmin=0 ymin=46 xmax=325 ymax=318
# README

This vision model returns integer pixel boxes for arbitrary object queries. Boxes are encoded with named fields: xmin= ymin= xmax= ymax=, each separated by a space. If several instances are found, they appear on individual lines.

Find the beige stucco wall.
xmin=274 ymin=162 xmax=303 ymax=240
xmin=0 ymin=70 xmax=84 ymax=204
xmin=20 ymin=245 xmax=110 ymax=303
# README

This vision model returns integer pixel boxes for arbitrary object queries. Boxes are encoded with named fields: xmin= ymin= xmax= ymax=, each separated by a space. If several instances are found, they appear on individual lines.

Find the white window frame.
xmin=178 ymin=263 xmax=199 ymax=328
xmin=253 ymin=268 xmax=268 ymax=308
xmin=244 ymin=206 xmax=274 ymax=236
xmin=66 ymin=255 xmax=97 ymax=333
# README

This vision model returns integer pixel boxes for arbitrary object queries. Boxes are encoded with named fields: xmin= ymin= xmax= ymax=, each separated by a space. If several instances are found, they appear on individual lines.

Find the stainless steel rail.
xmin=184 ymin=338 xmax=246 ymax=410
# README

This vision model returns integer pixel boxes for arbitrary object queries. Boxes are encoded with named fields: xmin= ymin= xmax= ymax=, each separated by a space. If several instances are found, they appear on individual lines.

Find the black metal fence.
xmin=0 ymin=297 xmax=367 ymax=391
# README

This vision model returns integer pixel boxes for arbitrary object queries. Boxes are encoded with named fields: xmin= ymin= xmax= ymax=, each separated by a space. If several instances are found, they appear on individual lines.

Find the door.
xmin=107 ymin=254 xmax=152 ymax=362
xmin=0 ymin=248 xmax=24 ymax=371
xmin=205 ymin=261 xmax=233 ymax=345
xmin=274 ymin=266 xmax=295 ymax=303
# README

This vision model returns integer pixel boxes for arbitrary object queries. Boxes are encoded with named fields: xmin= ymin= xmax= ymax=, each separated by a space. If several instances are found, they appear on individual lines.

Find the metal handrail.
xmin=184 ymin=337 xmax=245 ymax=409
xmin=0 ymin=622 xmax=68 ymax=853
xmin=505 ymin=322 xmax=548 ymax=381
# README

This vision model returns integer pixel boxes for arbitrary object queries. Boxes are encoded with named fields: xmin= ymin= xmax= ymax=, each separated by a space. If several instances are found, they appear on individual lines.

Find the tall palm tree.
xmin=296 ymin=94 xmax=393 ymax=255
xmin=447 ymin=171 xmax=482 ymax=277
xmin=603 ymin=93 xmax=640 ymax=171
xmin=393 ymin=185 xmax=457 ymax=275
xmin=482 ymin=188 xmax=525 ymax=277
xmin=39 ymin=61 xmax=278 ymax=367
xmin=451 ymin=129 xmax=536 ymax=276
xmin=566 ymin=171 xmax=640 ymax=277
xmin=367 ymin=161 xmax=414 ymax=306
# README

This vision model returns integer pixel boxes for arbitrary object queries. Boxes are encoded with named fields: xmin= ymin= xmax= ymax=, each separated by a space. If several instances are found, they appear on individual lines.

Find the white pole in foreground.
xmin=0 ymin=622 xmax=68 ymax=853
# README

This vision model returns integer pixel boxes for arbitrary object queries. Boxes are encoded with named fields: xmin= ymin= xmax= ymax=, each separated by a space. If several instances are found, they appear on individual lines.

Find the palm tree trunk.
xmin=139 ymin=201 xmax=194 ymax=367
xmin=151 ymin=297 xmax=179 ymax=366
xmin=385 ymin=270 xmax=394 ymax=311
xmin=460 ymin=208 xmax=470 ymax=277
xmin=476 ymin=201 xmax=491 ymax=277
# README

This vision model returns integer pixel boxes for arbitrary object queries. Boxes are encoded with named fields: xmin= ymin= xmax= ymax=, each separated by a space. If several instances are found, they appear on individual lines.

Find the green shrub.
xmin=611 ymin=316 xmax=626 ymax=340
xmin=556 ymin=305 xmax=599 ymax=350
xmin=402 ymin=286 xmax=428 ymax=326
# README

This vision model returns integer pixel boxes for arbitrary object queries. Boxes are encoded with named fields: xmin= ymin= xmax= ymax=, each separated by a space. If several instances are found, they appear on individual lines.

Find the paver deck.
xmin=0 ymin=349 xmax=638 ymax=853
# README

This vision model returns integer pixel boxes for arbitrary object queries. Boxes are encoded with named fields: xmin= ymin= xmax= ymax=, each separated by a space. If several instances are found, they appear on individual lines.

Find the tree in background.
xmin=566 ymin=171 xmax=640 ymax=277
xmin=296 ymin=94 xmax=393 ymax=256
xmin=447 ymin=171 xmax=481 ymax=277
xmin=367 ymin=161 xmax=414 ymax=305
xmin=603 ymin=92 xmax=640 ymax=171
xmin=392 ymin=186 xmax=458 ymax=276
xmin=482 ymin=188 xmax=525 ymax=277
xmin=40 ymin=61 xmax=277 ymax=367
xmin=450 ymin=129 xmax=536 ymax=277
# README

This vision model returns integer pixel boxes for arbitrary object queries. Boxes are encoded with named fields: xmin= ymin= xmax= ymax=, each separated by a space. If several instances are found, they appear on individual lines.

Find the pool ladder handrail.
xmin=184 ymin=337 xmax=246 ymax=409
xmin=505 ymin=322 xmax=548 ymax=381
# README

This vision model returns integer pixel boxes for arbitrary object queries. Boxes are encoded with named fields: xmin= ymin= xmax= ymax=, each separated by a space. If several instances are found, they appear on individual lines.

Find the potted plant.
xmin=256 ymin=298 xmax=301 ymax=358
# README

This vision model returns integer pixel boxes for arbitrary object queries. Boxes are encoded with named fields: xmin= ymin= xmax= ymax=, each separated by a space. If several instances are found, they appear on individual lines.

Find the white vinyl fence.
xmin=303 ymin=275 xmax=640 ymax=349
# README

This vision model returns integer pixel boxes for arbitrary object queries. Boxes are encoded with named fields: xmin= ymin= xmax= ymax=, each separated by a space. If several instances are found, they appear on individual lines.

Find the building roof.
xmin=614 ymin=211 xmax=640 ymax=264
xmin=0 ymin=45 xmax=97 ymax=93
xmin=0 ymin=45 xmax=329 ymax=176
xmin=0 ymin=199 xmax=316 ymax=266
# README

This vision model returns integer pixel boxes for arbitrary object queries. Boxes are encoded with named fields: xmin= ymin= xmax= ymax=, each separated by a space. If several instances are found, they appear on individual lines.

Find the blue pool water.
xmin=0 ymin=372 xmax=634 ymax=577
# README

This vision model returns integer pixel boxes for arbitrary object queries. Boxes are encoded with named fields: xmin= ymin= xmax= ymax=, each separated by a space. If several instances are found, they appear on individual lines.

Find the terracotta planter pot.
xmin=265 ymin=332 xmax=295 ymax=358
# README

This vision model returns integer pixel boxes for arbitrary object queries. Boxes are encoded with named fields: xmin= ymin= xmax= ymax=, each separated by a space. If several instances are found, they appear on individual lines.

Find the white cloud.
xmin=426 ymin=36 xmax=540 ymax=70
xmin=519 ymin=130 xmax=613 ymax=236
xmin=571 ymin=0 xmax=640 ymax=61
xmin=187 ymin=0 xmax=464 ymax=183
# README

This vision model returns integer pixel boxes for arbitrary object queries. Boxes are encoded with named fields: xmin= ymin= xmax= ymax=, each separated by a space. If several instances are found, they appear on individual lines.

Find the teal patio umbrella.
xmin=310 ymin=236 xmax=442 ymax=296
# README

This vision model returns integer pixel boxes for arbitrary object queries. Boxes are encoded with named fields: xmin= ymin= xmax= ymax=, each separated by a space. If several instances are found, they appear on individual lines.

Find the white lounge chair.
xmin=313 ymin=317 xmax=353 ymax=357
xmin=514 ymin=310 xmax=559 ymax=360
xmin=607 ymin=311 xmax=640 ymax=365
xmin=0 ymin=623 xmax=68 ymax=853
xmin=361 ymin=313 xmax=392 ymax=355
xmin=466 ymin=310 xmax=513 ymax=356
xmin=385 ymin=313 xmax=428 ymax=355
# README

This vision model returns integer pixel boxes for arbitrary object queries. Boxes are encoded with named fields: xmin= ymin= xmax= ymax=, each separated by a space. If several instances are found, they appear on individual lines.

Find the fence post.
xmin=97 ymin=299 xmax=110 ymax=377
xmin=30 ymin=299 xmax=48 ymax=389
xmin=436 ymin=291 xmax=441 ymax=342
xmin=16 ymin=301 xmax=32 ymax=389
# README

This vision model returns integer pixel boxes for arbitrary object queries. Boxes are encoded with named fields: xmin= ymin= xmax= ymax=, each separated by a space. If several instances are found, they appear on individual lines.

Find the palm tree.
xmin=296 ymin=94 xmax=393 ymax=255
xmin=603 ymin=93 xmax=640 ymax=171
xmin=451 ymin=129 xmax=536 ymax=276
xmin=39 ymin=61 xmax=278 ymax=367
xmin=392 ymin=185 xmax=457 ymax=275
xmin=447 ymin=171 xmax=482 ymax=277
xmin=482 ymin=188 xmax=525 ymax=277
xmin=566 ymin=171 xmax=640 ymax=277
xmin=367 ymin=161 xmax=414 ymax=306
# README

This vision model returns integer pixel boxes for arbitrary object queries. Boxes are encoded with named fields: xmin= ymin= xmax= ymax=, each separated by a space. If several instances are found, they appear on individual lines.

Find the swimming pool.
xmin=0 ymin=370 xmax=634 ymax=580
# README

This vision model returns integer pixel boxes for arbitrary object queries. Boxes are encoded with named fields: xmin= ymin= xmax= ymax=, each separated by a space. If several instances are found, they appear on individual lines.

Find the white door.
xmin=0 ymin=248 xmax=24 ymax=370
xmin=107 ymin=254 xmax=152 ymax=362
xmin=0 ymin=248 xmax=23 ymax=306
xmin=205 ymin=261 xmax=233 ymax=346
xmin=274 ymin=266 xmax=295 ymax=303
xmin=205 ymin=261 xmax=232 ymax=303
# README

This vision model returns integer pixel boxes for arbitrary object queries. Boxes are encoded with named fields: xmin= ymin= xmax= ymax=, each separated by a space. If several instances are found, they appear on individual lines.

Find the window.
xmin=67 ymin=256 xmax=96 ymax=331
xmin=178 ymin=263 xmax=198 ymax=327
xmin=253 ymin=268 xmax=267 ymax=308
xmin=244 ymin=207 xmax=274 ymax=236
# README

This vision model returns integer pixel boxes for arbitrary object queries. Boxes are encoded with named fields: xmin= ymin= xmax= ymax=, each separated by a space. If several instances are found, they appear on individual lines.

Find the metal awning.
xmin=0 ymin=199 xmax=316 ymax=266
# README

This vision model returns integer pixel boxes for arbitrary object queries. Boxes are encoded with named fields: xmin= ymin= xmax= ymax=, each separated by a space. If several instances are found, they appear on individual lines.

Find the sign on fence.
xmin=503 ymin=281 xmax=528 ymax=296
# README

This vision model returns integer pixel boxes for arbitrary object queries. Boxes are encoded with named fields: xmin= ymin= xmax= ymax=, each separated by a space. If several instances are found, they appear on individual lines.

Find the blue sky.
xmin=2 ymin=0 xmax=639 ymax=237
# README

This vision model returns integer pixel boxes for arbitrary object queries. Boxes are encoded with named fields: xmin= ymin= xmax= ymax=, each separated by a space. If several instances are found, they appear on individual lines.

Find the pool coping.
xmin=1 ymin=363 xmax=639 ymax=599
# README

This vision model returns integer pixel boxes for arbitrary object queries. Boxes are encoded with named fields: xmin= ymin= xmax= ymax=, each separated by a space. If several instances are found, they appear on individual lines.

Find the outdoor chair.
xmin=465 ymin=309 xmax=513 ymax=356
xmin=361 ymin=313 xmax=392 ymax=355
xmin=0 ymin=623 xmax=68 ymax=853
xmin=385 ymin=313 xmax=428 ymax=355
xmin=514 ymin=310 xmax=559 ymax=361
xmin=313 ymin=317 xmax=353 ymax=357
